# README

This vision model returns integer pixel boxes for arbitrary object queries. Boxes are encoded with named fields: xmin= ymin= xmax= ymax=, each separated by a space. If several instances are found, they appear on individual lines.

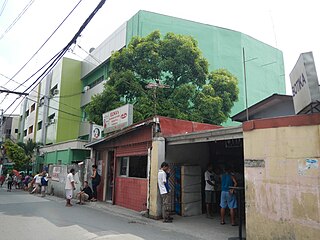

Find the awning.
xmin=166 ymin=126 xmax=243 ymax=145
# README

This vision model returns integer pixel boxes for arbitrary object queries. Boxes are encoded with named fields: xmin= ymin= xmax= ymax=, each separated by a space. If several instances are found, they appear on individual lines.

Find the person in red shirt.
xmin=0 ymin=174 xmax=5 ymax=187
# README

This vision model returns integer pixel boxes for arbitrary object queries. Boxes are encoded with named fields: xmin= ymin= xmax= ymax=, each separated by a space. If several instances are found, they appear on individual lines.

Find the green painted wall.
xmin=44 ymin=149 xmax=90 ymax=165
xmin=56 ymin=58 xmax=82 ymax=142
xmin=126 ymin=11 xmax=286 ymax=126
xmin=82 ymin=63 xmax=108 ymax=88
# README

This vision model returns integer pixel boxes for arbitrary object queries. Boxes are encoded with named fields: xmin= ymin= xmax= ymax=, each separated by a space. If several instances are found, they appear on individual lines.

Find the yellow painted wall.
xmin=244 ymin=124 xmax=320 ymax=239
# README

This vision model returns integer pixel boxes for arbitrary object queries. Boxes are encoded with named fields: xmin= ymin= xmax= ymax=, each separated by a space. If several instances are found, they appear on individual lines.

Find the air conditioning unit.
xmin=50 ymin=119 xmax=55 ymax=124
xmin=83 ymin=86 xmax=90 ymax=92
xmin=53 ymin=89 xmax=59 ymax=95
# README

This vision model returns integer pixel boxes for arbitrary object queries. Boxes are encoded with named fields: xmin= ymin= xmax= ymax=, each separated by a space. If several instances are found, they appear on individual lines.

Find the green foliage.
xmin=4 ymin=140 xmax=27 ymax=171
xmin=86 ymin=31 xmax=239 ymax=125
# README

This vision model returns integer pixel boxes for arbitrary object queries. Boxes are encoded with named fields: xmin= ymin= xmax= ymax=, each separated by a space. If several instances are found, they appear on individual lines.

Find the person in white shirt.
xmin=65 ymin=169 xmax=76 ymax=207
xmin=30 ymin=172 xmax=42 ymax=194
xmin=204 ymin=163 xmax=215 ymax=218
xmin=158 ymin=162 xmax=172 ymax=223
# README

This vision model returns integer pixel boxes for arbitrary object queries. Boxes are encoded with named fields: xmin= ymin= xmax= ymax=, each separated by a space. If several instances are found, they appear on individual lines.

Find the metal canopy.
xmin=166 ymin=126 xmax=243 ymax=145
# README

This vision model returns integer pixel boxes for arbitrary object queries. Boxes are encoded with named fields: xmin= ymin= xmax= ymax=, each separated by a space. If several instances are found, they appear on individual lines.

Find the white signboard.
xmin=103 ymin=104 xmax=133 ymax=133
xmin=52 ymin=166 xmax=61 ymax=182
xmin=289 ymin=52 xmax=320 ymax=114
xmin=91 ymin=124 xmax=103 ymax=141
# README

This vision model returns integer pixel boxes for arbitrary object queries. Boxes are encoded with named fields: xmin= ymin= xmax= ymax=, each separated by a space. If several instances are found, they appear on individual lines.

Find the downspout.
xmin=19 ymin=98 xmax=28 ymax=142
xmin=112 ymin=149 xmax=117 ymax=205
xmin=146 ymin=147 xmax=151 ymax=215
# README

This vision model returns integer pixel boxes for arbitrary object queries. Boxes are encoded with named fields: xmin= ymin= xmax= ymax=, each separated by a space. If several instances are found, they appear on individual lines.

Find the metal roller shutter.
xmin=115 ymin=142 xmax=150 ymax=157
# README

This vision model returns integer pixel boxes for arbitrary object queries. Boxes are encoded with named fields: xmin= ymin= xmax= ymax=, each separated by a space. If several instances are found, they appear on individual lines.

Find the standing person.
xmin=6 ymin=173 xmax=13 ymax=192
xmin=204 ymin=163 xmax=215 ymax=218
xmin=65 ymin=168 xmax=76 ymax=207
xmin=0 ymin=174 xmax=5 ymax=187
xmin=30 ymin=172 xmax=42 ymax=194
xmin=220 ymin=167 xmax=238 ymax=226
xmin=158 ymin=162 xmax=172 ymax=223
xmin=212 ymin=167 xmax=222 ymax=213
xmin=40 ymin=171 xmax=49 ymax=197
xmin=76 ymin=181 xmax=93 ymax=205
xmin=90 ymin=165 xmax=100 ymax=202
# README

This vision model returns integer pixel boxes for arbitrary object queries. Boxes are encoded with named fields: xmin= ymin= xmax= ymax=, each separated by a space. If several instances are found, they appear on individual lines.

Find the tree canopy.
xmin=4 ymin=140 xmax=27 ymax=171
xmin=86 ymin=31 xmax=239 ymax=125
xmin=4 ymin=139 xmax=37 ymax=171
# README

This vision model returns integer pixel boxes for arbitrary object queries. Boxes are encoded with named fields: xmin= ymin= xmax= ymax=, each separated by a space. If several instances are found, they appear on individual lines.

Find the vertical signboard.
xmin=102 ymin=104 xmax=133 ymax=133
xmin=289 ymin=52 xmax=320 ymax=114
xmin=91 ymin=124 xmax=103 ymax=141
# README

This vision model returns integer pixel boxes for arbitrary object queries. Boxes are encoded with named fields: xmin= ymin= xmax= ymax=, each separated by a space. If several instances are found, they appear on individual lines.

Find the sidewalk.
xmin=42 ymin=193 xmax=245 ymax=240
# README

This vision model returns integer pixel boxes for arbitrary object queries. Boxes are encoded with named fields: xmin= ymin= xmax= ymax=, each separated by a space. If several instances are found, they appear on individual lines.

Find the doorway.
xmin=105 ymin=151 xmax=114 ymax=202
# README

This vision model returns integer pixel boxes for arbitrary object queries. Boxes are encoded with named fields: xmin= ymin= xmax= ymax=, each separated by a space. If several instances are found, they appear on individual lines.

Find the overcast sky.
xmin=1 ymin=0 xmax=319 ymax=114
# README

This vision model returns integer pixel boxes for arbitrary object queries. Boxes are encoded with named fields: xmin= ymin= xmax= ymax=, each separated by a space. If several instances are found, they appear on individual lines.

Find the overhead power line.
xmin=0 ymin=0 xmax=35 ymax=40
xmin=3 ymin=0 xmax=107 ymax=116
xmin=0 ymin=0 xmax=8 ymax=16
xmin=0 ymin=0 xmax=83 ymax=104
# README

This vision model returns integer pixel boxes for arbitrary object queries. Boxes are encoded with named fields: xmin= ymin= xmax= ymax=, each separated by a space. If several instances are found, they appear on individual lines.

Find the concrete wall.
xmin=243 ymin=114 xmax=320 ymax=240
xmin=47 ymin=164 xmax=83 ymax=199
xmin=149 ymin=137 xmax=165 ymax=218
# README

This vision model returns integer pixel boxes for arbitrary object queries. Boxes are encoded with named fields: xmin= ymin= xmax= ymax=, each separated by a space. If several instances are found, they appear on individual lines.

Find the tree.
xmin=86 ymin=31 xmax=239 ymax=125
xmin=17 ymin=139 xmax=38 ymax=173
xmin=4 ymin=140 xmax=27 ymax=171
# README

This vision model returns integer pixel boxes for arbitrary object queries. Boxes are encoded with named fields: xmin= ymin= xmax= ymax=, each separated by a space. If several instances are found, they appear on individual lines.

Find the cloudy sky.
xmin=0 ymin=0 xmax=319 ymax=114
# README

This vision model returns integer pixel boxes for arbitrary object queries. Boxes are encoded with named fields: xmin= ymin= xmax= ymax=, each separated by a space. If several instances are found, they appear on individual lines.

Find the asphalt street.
xmin=0 ymin=188 xmax=196 ymax=240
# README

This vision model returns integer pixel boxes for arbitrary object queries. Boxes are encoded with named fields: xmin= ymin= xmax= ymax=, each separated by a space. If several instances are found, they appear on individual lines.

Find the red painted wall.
xmin=159 ymin=116 xmax=222 ymax=137
xmin=115 ymin=177 xmax=148 ymax=212
xmin=243 ymin=113 xmax=320 ymax=131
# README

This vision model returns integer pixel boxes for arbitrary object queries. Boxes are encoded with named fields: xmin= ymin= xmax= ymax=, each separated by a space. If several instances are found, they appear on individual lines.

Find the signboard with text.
xmin=102 ymin=104 xmax=133 ymax=133
xmin=289 ymin=52 xmax=320 ymax=114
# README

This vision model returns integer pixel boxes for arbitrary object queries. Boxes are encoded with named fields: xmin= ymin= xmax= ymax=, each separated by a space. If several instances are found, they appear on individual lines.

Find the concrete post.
xmin=149 ymin=137 xmax=165 ymax=218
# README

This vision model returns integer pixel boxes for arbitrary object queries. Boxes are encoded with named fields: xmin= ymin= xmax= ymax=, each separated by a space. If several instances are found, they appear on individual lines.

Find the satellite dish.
xmin=89 ymin=47 xmax=95 ymax=53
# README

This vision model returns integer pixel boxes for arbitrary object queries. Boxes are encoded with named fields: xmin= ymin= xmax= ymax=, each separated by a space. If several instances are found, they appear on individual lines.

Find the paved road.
xmin=0 ymin=188 xmax=195 ymax=240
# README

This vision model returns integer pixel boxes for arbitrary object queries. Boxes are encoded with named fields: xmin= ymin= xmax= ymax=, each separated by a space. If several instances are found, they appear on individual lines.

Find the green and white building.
xmin=19 ymin=57 xmax=90 ymax=172
xmin=19 ymin=10 xmax=286 ymax=170
xmin=79 ymin=10 xmax=285 ymax=133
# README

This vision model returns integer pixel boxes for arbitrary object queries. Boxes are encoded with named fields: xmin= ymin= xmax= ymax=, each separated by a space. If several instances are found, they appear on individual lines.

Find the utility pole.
xmin=0 ymin=109 xmax=3 ymax=143
xmin=145 ymin=80 xmax=170 ymax=116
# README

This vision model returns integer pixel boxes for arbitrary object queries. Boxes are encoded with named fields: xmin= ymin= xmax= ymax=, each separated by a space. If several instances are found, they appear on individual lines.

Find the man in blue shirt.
xmin=220 ymin=167 xmax=237 ymax=225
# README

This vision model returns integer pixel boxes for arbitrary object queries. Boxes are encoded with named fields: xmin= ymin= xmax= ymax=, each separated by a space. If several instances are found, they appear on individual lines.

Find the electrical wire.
xmin=68 ymin=48 xmax=99 ymax=67
xmin=0 ymin=0 xmax=8 ymax=16
xmin=0 ymin=72 xmax=83 ymax=113
xmin=0 ymin=0 xmax=35 ymax=40
xmin=27 ymin=97 xmax=82 ymax=118
xmin=76 ymin=44 xmax=102 ymax=64
xmin=3 ymin=0 xmax=107 ymax=117
xmin=0 ymin=0 xmax=83 ymax=104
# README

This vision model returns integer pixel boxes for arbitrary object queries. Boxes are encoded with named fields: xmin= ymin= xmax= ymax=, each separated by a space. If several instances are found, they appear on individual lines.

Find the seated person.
xmin=76 ymin=181 xmax=93 ymax=205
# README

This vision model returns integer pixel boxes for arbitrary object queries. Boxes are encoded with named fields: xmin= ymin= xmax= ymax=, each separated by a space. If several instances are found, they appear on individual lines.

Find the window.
xmin=50 ymin=84 xmax=58 ymax=96
xmin=24 ymin=129 xmax=27 ymax=137
xmin=39 ymin=97 xmax=45 ymax=106
xmin=119 ymin=157 xmax=129 ymax=176
xmin=48 ymin=113 xmax=55 ymax=124
xmin=38 ymin=121 xmax=42 ymax=130
xmin=30 ymin=103 xmax=35 ymax=112
xmin=25 ymin=110 xmax=29 ymax=117
xmin=118 ymin=156 xmax=148 ymax=178
xmin=89 ymin=75 xmax=104 ymax=89
xmin=28 ymin=125 xmax=33 ymax=134
xmin=14 ymin=129 xmax=18 ymax=133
